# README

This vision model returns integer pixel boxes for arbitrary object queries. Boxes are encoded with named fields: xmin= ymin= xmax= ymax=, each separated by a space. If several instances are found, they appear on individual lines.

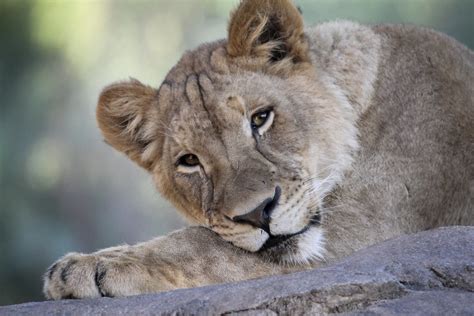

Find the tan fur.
xmin=44 ymin=0 xmax=474 ymax=299
xmin=227 ymin=0 xmax=310 ymax=68
xmin=96 ymin=79 xmax=160 ymax=170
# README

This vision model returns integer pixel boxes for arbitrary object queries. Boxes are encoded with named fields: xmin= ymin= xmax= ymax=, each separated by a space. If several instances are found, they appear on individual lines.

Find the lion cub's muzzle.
xmin=229 ymin=185 xmax=322 ymax=252
xmin=231 ymin=186 xmax=281 ymax=233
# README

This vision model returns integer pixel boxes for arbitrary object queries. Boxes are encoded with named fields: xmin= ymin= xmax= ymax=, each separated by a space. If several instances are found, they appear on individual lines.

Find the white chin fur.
xmin=282 ymin=226 xmax=325 ymax=265
xmin=229 ymin=229 xmax=269 ymax=253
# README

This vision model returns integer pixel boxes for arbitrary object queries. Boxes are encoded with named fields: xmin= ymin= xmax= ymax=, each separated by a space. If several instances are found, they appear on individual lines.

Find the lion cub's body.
xmin=44 ymin=0 xmax=473 ymax=300
xmin=321 ymin=23 xmax=474 ymax=260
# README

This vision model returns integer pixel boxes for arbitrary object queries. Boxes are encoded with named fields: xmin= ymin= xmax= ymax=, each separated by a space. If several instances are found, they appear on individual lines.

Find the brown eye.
xmin=178 ymin=154 xmax=200 ymax=167
xmin=251 ymin=110 xmax=271 ymax=130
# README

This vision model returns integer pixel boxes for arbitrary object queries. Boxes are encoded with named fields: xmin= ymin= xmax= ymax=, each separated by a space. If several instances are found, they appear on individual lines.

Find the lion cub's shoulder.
xmin=305 ymin=21 xmax=382 ymax=116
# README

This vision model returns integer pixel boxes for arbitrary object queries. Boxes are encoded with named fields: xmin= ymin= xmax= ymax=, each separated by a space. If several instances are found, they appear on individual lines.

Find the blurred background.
xmin=0 ymin=0 xmax=473 ymax=306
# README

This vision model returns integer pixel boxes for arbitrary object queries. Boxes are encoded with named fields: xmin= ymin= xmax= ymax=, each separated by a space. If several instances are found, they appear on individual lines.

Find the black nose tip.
xmin=232 ymin=186 xmax=281 ymax=232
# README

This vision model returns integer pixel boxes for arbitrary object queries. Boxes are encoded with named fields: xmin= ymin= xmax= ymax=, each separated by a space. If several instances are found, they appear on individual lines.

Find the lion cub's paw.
xmin=43 ymin=251 xmax=144 ymax=300
xmin=44 ymin=252 xmax=101 ymax=300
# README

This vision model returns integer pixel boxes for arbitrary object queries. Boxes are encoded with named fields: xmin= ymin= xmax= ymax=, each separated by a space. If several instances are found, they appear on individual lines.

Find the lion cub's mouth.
xmin=259 ymin=213 xmax=321 ymax=251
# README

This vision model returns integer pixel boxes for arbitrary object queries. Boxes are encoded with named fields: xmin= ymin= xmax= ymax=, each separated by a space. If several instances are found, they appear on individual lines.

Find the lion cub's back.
xmin=352 ymin=24 xmax=473 ymax=231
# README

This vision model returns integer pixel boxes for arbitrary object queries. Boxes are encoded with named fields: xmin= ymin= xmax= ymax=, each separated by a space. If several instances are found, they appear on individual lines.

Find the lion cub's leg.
xmin=43 ymin=226 xmax=290 ymax=299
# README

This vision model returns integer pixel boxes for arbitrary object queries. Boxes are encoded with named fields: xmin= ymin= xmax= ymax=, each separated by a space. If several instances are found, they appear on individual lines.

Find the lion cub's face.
xmin=96 ymin=0 xmax=356 ymax=263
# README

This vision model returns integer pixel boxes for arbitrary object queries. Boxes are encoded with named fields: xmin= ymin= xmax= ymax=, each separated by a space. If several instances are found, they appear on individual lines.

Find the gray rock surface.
xmin=1 ymin=226 xmax=473 ymax=315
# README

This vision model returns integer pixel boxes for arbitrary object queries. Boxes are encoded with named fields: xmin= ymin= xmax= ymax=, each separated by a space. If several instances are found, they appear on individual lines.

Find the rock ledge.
xmin=1 ymin=226 xmax=473 ymax=315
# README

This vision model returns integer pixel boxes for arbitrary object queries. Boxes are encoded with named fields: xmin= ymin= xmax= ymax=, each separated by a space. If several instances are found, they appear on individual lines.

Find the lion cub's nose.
xmin=232 ymin=186 xmax=281 ymax=232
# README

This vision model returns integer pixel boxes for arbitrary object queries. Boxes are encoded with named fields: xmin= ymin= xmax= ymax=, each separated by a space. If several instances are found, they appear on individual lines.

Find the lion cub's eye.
xmin=251 ymin=109 xmax=274 ymax=135
xmin=177 ymin=154 xmax=201 ymax=173
xmin=178 ymin=154 xmax=200 ymax=166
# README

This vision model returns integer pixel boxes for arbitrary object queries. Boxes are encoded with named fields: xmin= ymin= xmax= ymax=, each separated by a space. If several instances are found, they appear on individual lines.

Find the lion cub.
xmin=44 ymin=0 xmax=473 ymax=299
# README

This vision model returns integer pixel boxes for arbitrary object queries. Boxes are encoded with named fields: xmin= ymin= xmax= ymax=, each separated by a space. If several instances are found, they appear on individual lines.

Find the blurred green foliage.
xmin=0 ymin=0 xmax=472 ymax=306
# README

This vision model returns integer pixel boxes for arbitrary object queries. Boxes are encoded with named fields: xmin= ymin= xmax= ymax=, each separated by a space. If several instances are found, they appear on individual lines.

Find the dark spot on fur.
xmin=63 ymin=294 xmax=77 ymax=300
xmin=47 ymin=262 xmax=59 ymax=280
xmin=310 ymin=213 xmax=321 ymax=225
xmin=60 ymin=259 xmax=78 ymax=284
xmin=94 ymin=263 xmax=107 ymax=297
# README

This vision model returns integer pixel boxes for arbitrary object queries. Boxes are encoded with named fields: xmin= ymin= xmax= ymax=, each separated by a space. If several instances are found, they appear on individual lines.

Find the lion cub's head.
xmin=96 ymin=0 xmax=357 ymax=264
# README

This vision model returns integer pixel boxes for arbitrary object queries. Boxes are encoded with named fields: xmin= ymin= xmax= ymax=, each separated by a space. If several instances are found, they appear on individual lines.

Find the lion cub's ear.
xmin=96 ymin=79 xmax=159 ymax=171
xmin=227 ymin=0 xmax=309 ymax=71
